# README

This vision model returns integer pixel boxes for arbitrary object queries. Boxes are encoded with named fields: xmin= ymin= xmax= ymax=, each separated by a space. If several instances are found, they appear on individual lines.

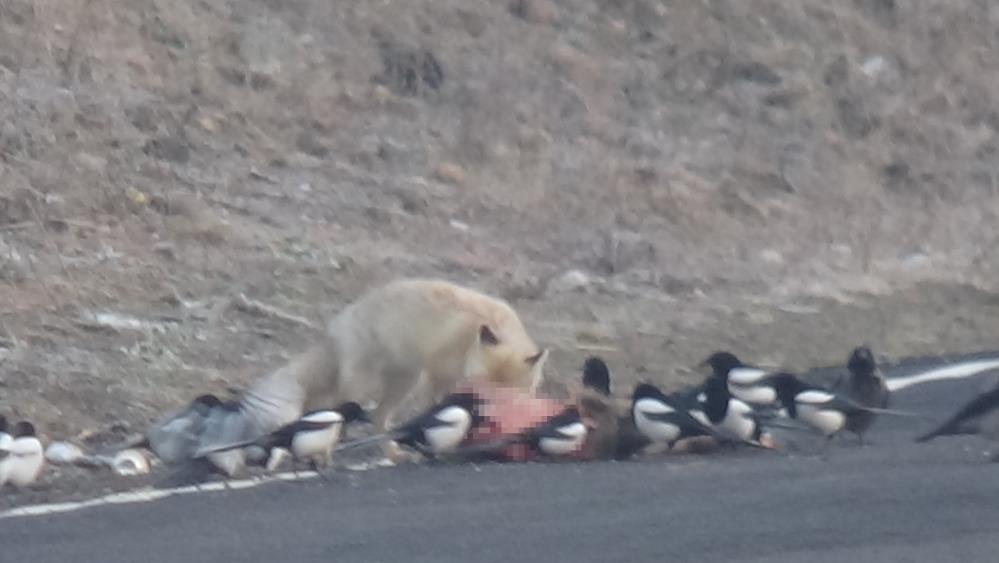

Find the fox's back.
xmin=329 ymin=278 xmax=541 ymax=376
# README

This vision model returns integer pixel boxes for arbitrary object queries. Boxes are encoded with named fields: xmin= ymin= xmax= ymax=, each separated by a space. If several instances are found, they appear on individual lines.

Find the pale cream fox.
xmin=207 ymin=278 xmax=549 ymax=464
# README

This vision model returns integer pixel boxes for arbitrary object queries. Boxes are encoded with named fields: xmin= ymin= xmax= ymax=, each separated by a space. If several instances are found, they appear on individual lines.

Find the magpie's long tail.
xmin=192 ymin=437 xmax=262 ymax=458
xmin=334 ymin=432 xmax=400 ymax=453
xmin=862 ymin=406 xmax=927 ymax=418
xmin=914 ymin=419 xmax=967 ymax=443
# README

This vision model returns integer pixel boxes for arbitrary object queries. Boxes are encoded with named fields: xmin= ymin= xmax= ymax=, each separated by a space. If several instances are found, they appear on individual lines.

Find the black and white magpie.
xmin=631 ymin=383 xmax=713 ymax=448
xmin=195 ymin=401 xmax=370 ymax=473
xmin=768 ymin=372 xmax=915 ymax=451
xmin=513 ymin=405 xmax=588 ymax=457
xmin=702 ymin=351 xmax=782 ymax=408
xmin=690 ymin=375 xmax=771 ymax=448
xmin=337 ymin=392 xmax=485 ymax=458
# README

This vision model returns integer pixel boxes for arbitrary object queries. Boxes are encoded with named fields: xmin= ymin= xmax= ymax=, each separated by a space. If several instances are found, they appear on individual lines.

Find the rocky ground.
xmin=2 ymin=0 xmax=999 ymax=504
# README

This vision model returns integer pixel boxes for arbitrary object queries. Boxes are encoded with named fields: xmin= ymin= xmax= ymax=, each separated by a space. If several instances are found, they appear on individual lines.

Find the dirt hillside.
xmin=2 ymin=0 xmax=999 ymax=467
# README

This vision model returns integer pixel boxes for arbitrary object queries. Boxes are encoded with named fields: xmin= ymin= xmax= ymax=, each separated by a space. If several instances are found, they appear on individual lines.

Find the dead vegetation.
xmin=2 ymin=0 xmax=999 ymax=500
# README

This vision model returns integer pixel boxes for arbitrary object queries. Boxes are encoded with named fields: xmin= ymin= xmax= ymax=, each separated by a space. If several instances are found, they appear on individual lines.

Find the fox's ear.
xmin=526 ymin=349 xmax=548 ymax=367
xmin=479 ymin=325 xmax=500 ymax=346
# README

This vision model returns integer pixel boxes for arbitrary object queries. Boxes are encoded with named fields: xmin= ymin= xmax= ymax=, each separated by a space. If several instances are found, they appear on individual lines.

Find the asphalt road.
xmin=6 ymin=353 xmax=999 ymax=563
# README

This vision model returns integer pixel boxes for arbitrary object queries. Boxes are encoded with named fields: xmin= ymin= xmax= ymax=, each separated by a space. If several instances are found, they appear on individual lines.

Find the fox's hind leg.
xmin=369 ymin=367 xmax=424 ymax=465
xmin=425 ymin=369 xmax=463 ymax=405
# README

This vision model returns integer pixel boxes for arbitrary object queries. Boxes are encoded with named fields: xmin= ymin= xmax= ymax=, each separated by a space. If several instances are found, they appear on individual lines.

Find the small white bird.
xmin=0 ymin=421 xmax=46 ymax=489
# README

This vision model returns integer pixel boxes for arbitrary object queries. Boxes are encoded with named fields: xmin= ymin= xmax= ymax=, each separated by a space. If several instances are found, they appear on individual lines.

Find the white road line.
xmin=0 ymin=457 xmax=396 ymax=521
xmin=887 ymin=359 xmax=999 ymax=391
xmin=0 ymin=471 xmax=322 ymax=520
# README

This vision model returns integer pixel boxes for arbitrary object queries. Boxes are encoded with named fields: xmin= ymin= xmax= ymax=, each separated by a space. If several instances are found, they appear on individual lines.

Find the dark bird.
xmin=575 ymin=356 xmax=628 ymax=460
xmin=582 ymin=356 xmax=612 ymax=396
xmin=117 ymin=393 xmax=228 ymax=462
xmin=839 ymin=346 xmax=890 ymax=445
xmin=915 ymin=381 xmax=999 ymax=460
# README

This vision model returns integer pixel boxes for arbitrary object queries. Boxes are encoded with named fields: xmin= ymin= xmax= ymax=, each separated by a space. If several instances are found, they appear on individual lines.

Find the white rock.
xmin=860 ymin=55 xmax=888 ymax=78
xmin=759 ymin=249 xmax=784 ymax=265
xmin=45 ymin=442 xmax=86 ymax=465
xmin=112 ymin=449 xmax=151 ymax=476
xmin=550 ymin=269 xmax=592 ymax=293
xmin=900 ymin=252 xmax=931 ymax=270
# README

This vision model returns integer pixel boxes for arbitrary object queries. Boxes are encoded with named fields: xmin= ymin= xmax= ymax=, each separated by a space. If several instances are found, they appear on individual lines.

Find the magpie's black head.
xmin=561 ymin=405 xmax=582 ymax=421
xmin=193 ymin=394 xmax=223 ymax=408
xmin=336 ymin=401 xmax=370 ymax=424
xmin=701 ymin=351 xmax=743 ymax=378
xmin=632 ymin=382 xmax=667 ymax=403
xmin=847 ymin=346 xmax=877 ymax=378
xmin=770 ymin=373 xmax=807 ymax=407
xmin=444 ymin=392 xmax=483 ymax=413
xmin=12 ymin=421 xmax=36 ymax=438
xmin=582 ymin=356 xmax=611 ymax=396
xmin=702 ymin=376 xmax=731 ymax=420
xmin=0 ymin=414 xmax=8 ymax=433
xmin=190 ymin=394 xmax=224 ymax=416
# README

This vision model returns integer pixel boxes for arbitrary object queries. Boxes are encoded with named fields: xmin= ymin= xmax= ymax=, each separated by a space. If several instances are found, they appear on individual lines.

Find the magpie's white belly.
xmin=292 ymin=426 xmax=342 ymax=459
xmin=635 ymin=411 xmax=681 ymax=444
xmin=3 ymin=455 xmax=44 ymax=487
xmin=714 ymin=401 xmax=756 ymax=442
xmin=425 ymin=419 xmax=471 ymax=453
xmin=728 ymin=367 xmax=768 ymax=385
xmin=730 ymin=384 xmax=777 ymax=406
xmin=796 ymin=404 xmax=846 ymax=436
